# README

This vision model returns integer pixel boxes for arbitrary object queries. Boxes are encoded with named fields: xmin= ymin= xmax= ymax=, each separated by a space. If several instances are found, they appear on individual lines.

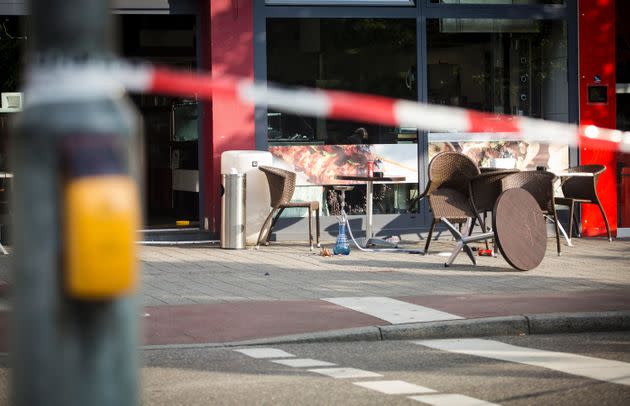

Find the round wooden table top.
xmin=480 ymin=167 xmax=519 ymax=174
xmin=492 ymin=188 xmax=547 ymax=271
xmin=336 ymin=175 xmax=406 ymax=182
xmin=474 ymin=169 xmax=520 ymax=178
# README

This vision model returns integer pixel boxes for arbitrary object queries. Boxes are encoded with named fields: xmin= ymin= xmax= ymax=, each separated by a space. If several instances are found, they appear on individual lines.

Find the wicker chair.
xmin=469 ymin=169 xmax=520 ymax=248
xmin=257 ymin=166 xmax=320 ymax=250
xmin=554 ymin=164 xmax=611 ymax=241
xmin=501 ymin=170 xmax=562 ymax=255
xmin=411 ymin=152 xmax=481 ymax=254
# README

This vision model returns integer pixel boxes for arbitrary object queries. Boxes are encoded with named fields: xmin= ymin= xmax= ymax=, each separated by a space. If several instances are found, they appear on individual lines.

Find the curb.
xmin=527 ymin=311 xmax=630 ymax=334
xmin=142 ymin=327 xmax=382 ymax=351
xmin=379 ymin=315 xmax=529 ymax=340
xmin=142 ymin=310 xmax=630 ymax=351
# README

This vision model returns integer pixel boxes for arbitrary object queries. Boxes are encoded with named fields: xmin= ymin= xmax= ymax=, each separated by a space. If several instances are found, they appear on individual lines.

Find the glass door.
xmin=616 ymin=90 xmax=630 ymax=237
xmin=616 ymin=0 xmax=630 ymax=237
xmin=119 ymin=14 xmax=199 ymax=229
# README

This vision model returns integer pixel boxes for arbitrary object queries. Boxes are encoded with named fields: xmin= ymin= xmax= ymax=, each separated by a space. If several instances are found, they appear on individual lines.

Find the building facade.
xmin=0 ymin=0 xmax=627 ymax=240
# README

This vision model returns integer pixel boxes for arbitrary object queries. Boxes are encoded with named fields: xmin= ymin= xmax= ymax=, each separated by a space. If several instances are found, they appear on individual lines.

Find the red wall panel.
xmin=578 ymin=0 xmax=617 ymax=236
xmin=201 ymin=0 xmax=255 ymax=234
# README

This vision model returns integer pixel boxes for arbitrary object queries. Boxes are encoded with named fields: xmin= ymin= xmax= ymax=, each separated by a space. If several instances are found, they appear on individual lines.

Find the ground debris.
xmin=319 ymin=248 xmax=333 ymax=257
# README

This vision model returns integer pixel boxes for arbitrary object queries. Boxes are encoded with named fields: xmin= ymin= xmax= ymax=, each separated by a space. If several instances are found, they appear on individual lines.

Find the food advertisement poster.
xmin=269 ymin=144 xmax=418 ymax=186
xmin=428 ymin=133 xmax=569 ymax=171
xmin=269 ymin=137 xmax=567 ymax=186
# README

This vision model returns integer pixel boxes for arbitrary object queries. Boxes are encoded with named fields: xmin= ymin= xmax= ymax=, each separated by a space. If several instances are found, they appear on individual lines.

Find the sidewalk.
xmin=1 ymin=237 xmax=629 ymax=349
xmin=138 ymin=237 xmax=630 ymax=346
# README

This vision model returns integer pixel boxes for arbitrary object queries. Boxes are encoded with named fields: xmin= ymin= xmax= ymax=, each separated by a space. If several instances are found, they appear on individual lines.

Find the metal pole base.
xmin=442 ymin=218 xmax=494 ymax=267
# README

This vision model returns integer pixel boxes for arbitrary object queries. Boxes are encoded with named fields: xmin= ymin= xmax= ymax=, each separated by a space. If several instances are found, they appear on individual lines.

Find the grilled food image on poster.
xmin=428 ymin=138 xmax=569 ymax=171
xmin=269 ymin=144 xmax=418 ymax=186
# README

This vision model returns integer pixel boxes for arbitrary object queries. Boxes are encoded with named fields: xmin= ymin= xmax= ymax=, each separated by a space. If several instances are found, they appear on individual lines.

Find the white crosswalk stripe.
xmin=233 ymin=347 xmax=500 ymax=405
xmin=353 ymin=380 xmax=436 ymax=395
xmin=409 ymin=393 xmax=500 ymax=406
xmin=308 ymin=367 xmax=383 ymax=379
xmin=272 ymin=358 xmax=336 ymax=368
xmin=233 ymin=348 xmax=294 ymax=359
xmin=322 ymin=296 xmax=462 ymax=324
xmin=413 ymin=338 xmax=630 ymax=386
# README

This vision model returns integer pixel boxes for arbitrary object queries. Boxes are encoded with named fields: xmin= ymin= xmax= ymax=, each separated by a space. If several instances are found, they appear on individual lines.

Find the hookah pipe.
xmin=333 ymin=188 xmax=350 ymax=255
xmin=334 ymin=187 xmax=421 ymax=254
xmin=333 ymin=187 xmax=372 ymax=253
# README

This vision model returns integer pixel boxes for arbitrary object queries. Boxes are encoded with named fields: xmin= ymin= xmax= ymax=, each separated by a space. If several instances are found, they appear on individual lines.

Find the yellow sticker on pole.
xmin=64 ymin=175 xmax=140 ymax=300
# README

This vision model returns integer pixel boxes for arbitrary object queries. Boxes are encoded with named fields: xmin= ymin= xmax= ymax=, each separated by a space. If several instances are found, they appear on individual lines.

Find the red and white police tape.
xmin=24 ymin=61 xmax=630 ymax=153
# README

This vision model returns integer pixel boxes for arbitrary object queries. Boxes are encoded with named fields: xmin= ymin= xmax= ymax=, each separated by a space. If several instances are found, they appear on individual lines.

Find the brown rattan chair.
xmin=410 ymin=152 xmax=480 ymax=254
xmin=257 ymin=166 xmax=320 ymax=250
xmin=501 ymin=170 xmax=562 ymax=255
xmin=468 ymin=169 xmax=520 ymax=248
xmin=470 ymin=169 xmax=521 ymax=221
xmin=554 ymin=164 xmax=612 ymax=241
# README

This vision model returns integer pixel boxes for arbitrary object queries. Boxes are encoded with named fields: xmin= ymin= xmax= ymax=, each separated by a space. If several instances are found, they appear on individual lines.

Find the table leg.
xmin=364 ymin=180 xmax=401 ymax=249
xmin=366 ymin=180 xmax=373 ymax=239
xmin=334 ymin=178 xmax=419 ymax=253
xmin=547 ymin=215 xmax=573 ymax=247
xmin=442 ymin=218 xmax=494 ymax=267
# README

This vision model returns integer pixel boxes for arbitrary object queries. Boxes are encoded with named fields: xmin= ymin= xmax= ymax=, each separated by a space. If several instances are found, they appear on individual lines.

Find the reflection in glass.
xmin=267 ymin=18 xmax=417 ymax=146
xmin=617 ymin=0 xmax=630 ymax=230
xmin=172 ymin=102 xmax=198 ymax=142
xmin=430 ymin=0 xmax=563 ymax=4
xmin=617 ymin=95 xmax=630 ymax=229
xmin=266 ymin=18 xmax=419 ymax=216
xmin=427 ymin=18 xmax=569 ymax=170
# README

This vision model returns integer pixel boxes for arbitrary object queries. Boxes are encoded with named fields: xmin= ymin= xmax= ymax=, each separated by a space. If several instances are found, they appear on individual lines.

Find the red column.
xmin=578 ymin=0 xmax=617 ymax=237
xmin=200 ymin=0 xmax=255 ymax=234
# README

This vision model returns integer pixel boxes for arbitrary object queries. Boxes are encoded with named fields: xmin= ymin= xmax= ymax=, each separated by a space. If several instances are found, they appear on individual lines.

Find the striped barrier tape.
xmin=24 ymin=61 xmax=630 ymax=153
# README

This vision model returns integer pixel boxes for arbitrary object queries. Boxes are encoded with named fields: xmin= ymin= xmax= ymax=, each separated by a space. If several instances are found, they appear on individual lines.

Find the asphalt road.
xmin=139 ymin=332 xmax=630 ymax=406
xmin=0 ymin=331 xmax=628 ymax=405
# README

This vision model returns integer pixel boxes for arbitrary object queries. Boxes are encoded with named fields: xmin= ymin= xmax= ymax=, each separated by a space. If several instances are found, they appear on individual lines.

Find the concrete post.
xmin=10 ymin=1 xmax=140 ymax=405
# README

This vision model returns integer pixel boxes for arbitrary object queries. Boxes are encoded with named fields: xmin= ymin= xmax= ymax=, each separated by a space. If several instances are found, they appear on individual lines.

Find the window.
xmin=429 ymin=1 xmax=563 ymax=4
xmin=427 ymin=18 xmax=569 ymax=170
xmin=266 ymin=18 xmax=419 ymax=215
xmin=266 ymin=1 xmax=414 ymax=5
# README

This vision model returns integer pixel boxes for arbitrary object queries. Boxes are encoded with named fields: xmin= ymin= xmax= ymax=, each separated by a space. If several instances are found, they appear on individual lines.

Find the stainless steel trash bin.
xmin=221 ymin=173 xmax=246 ymax=249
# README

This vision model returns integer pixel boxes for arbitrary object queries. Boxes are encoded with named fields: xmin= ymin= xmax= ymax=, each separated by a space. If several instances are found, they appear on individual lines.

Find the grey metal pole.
xmin=10 ymin=1 xmax=140 ymax=405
